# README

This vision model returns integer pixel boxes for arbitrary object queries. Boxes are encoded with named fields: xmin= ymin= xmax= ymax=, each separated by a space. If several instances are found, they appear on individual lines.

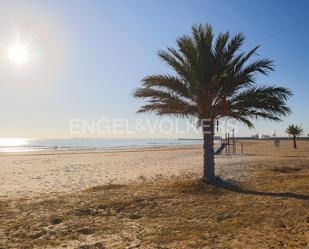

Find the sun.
xmin=7 ymin=42 xmax=30 ymax=65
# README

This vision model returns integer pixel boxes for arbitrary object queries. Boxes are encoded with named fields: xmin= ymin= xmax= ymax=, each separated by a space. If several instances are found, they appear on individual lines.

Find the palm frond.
xmin=134 ymin=23 xmax=292 ymax=124
xmin=224 ymin=33 xmax=245 ymax=63
xmin=141 ymin=75 xmax=192 ymax=99
xmin=228 ymin=86 xmax=292 ymax=121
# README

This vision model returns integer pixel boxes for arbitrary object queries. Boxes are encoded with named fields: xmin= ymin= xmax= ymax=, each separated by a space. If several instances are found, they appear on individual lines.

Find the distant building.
xmin=262 ymin=135 xmax=271 ymax=139
xmin=251 ymin=134 xmax=259 ymax=139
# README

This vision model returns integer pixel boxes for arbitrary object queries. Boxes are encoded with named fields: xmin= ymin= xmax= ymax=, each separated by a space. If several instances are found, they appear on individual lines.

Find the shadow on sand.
xmin=211 ymin=177 xmax=309 ymax=201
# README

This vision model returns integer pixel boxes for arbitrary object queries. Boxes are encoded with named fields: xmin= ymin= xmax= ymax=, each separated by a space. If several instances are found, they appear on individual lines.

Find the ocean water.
xmin=0 ymin=138 xmax=204 ymax=152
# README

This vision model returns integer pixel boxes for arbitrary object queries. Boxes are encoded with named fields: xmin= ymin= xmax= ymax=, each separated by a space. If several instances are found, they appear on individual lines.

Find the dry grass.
xmin=0 ymin=141 xmax=308 ymax=248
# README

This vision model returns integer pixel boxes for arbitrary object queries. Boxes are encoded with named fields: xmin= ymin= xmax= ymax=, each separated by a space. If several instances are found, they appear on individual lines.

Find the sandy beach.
xmin=0 ymin=145 xmax=245 ymax=197
xmin=1 ymin=140 xmax=308 ymax=248
xmin=0 ymin=140 xmax=308 ymax=248
xmin=1 ymin=140 xmax=307 ymax=197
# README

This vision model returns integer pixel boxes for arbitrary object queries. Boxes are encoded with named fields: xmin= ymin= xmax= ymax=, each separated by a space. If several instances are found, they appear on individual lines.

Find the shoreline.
xmin=0 ymin=138 xmax=207 ymax=154
xmin=0 ymin=144 xmax=203 ymax=157
xmin=0 ymin=144 xmax=253 ymax=198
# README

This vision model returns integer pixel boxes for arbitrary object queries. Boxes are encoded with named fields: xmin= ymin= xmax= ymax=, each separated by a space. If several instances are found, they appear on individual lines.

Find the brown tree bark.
xmin=202 ymin=119 xmax=215 ymax=181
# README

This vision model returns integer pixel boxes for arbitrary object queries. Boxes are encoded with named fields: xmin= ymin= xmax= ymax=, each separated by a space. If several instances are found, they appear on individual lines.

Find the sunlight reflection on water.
xmin=0 ymin=138 xmax=29 ymax=147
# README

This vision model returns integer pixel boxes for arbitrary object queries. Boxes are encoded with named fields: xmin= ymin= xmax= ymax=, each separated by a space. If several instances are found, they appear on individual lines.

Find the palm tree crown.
xmin=134 ymin=23 xmax=292 ymax=127
xmin=286 ymin=125 xmax=303 ymax=137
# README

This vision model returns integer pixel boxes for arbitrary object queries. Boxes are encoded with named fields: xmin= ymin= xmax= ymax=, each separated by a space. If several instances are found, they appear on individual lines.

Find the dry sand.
xmin=0 ymin=145 xmax=247 ymax=197
xmin=1 ymin=139 xmax=306 ymax=197
xmin=0 ymin=140 xmax=308 ymax=248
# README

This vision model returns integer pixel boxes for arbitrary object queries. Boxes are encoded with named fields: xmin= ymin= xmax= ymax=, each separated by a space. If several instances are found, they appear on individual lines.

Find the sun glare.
xmin=7 ymin=42 xmax=30 ymax=65
xmin=0 ymin=138 xmax=28 ymax=147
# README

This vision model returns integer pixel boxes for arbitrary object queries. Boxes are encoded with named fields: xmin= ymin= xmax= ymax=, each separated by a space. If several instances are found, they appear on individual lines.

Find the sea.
xmin=0 ymin=138 xmax=204 ymax=152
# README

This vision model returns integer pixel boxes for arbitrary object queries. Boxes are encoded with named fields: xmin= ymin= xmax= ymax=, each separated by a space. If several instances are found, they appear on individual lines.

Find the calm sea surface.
xmin=0 ymin=138 xmax=205 ymax=152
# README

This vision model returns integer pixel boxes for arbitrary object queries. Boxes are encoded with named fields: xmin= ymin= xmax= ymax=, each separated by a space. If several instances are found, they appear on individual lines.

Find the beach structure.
xmin=215 ymin=131 xmax=237 ymax=156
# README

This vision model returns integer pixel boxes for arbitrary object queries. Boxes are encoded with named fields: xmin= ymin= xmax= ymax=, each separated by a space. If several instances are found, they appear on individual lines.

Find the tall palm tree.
xmin=286 ymin=125 xmax=303 ymax=149
xmin=134 ymin=24 xmax=292 ymax=182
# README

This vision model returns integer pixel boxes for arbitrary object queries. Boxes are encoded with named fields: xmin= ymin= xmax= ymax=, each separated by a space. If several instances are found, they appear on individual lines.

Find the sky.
xmin=0 ymin=0 xmax=308 ymax=139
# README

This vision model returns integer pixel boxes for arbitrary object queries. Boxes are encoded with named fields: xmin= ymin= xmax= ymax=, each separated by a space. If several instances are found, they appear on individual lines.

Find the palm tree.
xmin=286 ymin=125 xmax=303 ymax=149
xmin=134 ymin=23 xmax=292 ymax=182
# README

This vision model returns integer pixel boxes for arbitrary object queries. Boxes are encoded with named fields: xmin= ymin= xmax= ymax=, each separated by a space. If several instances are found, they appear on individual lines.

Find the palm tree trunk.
xmin=202 ymin=119 xmax=215 ymax=181
xmin=293 ymin=136 xmax=297 ymax=149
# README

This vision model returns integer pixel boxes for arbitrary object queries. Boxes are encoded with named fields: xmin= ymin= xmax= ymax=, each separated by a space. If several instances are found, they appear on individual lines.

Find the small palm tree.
xmin=286 ymin=125 xmax=303 ymax=149
xmin=134 ymin=23 xmax=292 ymax=182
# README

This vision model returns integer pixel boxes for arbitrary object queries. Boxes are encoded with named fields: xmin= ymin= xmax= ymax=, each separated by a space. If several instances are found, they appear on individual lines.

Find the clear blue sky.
xmin=0 ymin=0 xmax=308 ymax=138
